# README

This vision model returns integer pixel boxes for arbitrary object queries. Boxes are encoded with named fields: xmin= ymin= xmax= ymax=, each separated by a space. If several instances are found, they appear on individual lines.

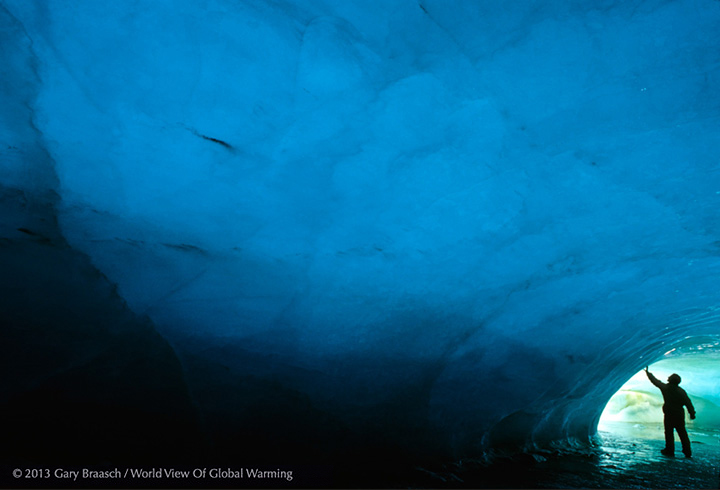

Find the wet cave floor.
xmin=405 ymin=422 xmax=720 ymax=489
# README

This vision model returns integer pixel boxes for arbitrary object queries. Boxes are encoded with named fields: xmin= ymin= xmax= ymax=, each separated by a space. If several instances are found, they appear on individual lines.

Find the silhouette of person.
xmin=645 ymin=366 xmax=696 ymax=458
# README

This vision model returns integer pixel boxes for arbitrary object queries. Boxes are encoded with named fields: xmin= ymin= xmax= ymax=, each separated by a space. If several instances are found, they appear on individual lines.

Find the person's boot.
xmin=661 ymin=448 xmax=674 ymax=457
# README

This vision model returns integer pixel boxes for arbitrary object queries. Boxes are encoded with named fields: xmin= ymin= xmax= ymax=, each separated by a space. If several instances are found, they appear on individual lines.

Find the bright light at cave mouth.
xmin=598 ymin=343 xmax=720 ymax=445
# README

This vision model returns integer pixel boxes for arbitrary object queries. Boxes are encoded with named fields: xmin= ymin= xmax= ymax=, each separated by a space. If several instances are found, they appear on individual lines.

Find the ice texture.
xmin=2 ymin=0 xmax=720 ymax=464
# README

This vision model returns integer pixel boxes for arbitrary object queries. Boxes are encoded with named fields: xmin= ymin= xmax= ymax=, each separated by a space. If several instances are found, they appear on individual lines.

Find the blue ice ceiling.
xmin=2 ymin=0 xmax=720 ymax=462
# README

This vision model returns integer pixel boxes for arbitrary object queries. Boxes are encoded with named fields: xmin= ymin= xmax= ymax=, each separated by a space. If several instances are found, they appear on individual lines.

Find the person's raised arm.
xmin=645 ymin=366 xmax=663 ymax=388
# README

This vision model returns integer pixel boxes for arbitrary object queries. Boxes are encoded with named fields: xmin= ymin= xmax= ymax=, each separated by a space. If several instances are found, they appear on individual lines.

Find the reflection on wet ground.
xmin=410 ymin=422 xmax=720 ymax=489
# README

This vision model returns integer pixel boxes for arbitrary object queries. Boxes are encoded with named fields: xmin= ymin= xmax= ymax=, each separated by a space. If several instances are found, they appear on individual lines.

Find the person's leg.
xmin=662 ymin=416 xmax=675 ymax=455
xmin=676 ymin=420 xmax=692 ymax=457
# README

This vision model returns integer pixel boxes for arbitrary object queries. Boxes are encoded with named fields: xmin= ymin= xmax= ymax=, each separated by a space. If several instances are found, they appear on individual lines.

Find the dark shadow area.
xmin=0 ymin=190 xmax=421 ymax=488
xmin=404 ymin=433 xmax=720 ymax=489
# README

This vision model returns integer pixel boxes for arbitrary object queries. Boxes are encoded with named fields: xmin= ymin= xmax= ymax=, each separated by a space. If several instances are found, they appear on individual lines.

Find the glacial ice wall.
xmin=2 ymin=0 xmax=720 ymax=462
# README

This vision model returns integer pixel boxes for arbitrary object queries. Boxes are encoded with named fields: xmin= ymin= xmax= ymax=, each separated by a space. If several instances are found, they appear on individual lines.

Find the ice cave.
xmin=1 ymin=0 xmax=720 ymax=488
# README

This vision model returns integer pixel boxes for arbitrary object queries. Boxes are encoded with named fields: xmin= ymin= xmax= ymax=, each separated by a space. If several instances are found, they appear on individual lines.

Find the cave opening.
xmin=598 ymin=338 xmax=720 ymax=449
